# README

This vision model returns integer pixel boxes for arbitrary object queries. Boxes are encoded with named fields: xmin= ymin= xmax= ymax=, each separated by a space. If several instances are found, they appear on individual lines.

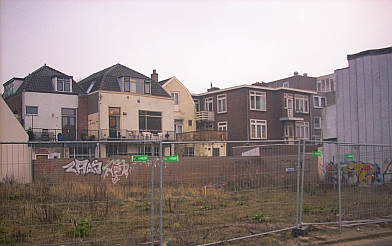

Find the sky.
xmin=1 ymin=0 xmax=391 ymax=94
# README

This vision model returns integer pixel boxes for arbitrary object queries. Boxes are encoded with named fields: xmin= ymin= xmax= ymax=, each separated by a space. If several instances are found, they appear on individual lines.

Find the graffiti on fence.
xmin=131 ymin=157 xmax=167 ymax=168
xmin=62 ymin=159 xmax=103 ymax=175
xmin=325 ymin=161 xmax=384 ymax=185
xmin=35 ymin=160 xmax=57 ymax=175
xmin=102 ymin=159 xmax=133 ymax=184
xmin=383 ymin=160 xmax=392 ymax=183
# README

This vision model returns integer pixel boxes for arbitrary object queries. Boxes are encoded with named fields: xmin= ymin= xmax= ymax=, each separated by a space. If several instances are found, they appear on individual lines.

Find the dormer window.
xmin=3 ymin=82 xmax=14 ymax=98
xmin=57 ymin=78 xmax=71 ymax=92
xmin=117 ymin=77 xmax=151 ymax=94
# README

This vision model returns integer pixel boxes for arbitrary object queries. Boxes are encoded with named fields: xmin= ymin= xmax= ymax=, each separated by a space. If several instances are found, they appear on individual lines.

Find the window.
xmin=57 ymin=78 xmax=70 ymax=92
xmin=188 ymin=120 xmax=193 ymax=126
xmin=250 ymin=119 xmax=267 ymax=139
xmin=205 ymin=97 xmax=213 ymax=111
xmin=3 ymin=82 xmax=14 ymax=98
xmin=295 ymin=94 xmax=309 ymax=113
xmin=295 ymin=122 xmax=309 ymax=139
xmin=26 ymin=106 xmax=38 ymax=115
xmin=69 ymin=147 xmax=95 ymax=158
xmin=317 ymin=78 xmax=335 ymax=92
xmin=139 ymin=111 xmax=162 ymax=134
xmin=313 ymin=96 xmax=326 ymax=108
xmin=249 ymin=91 xmax=266 ymax=111
xmin=284 ymin=93 xmax=293 ymax=109
xmin=107 ymin=144 xmax=127 ymax=157
xmin=124 ymin=77 xmax=130 ymax=92
xmin=175 ymin=120 xmax=183 ymax=133
xmin=183 ymin=147 xmax=194 ymax=157
xmin=314 ymin=117 xmax=321 ymax=129
xmin=283 ymin=82 xmax=289 ymax=88
xmin=144 ymin=80 xmax=151 ymax=94
xmin=218 ymin=121 xmax=227 ymax=132
xmin=171 ymin=92 xmax=179 ymax=104
xmin=217 ymin=94 xmax=227 ymax=113
xmin=194 ymin=99 xmax=200 ymax=112
xmin=117 ymin=77 xmax=148 ymax=93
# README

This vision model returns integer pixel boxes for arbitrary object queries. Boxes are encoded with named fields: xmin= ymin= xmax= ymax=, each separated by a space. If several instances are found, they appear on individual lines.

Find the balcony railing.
xmin=100 ymin=129 xmax=176 ymax=141
xmin=196 ymin=111 xmax=215 ymax=122
xmin=176 ymin=130 xmax=227 ymax=141
xmin=27 ymin=128 xmax=176 ymax=141
xmin=279 ymin=108 xmax=304 ymax=121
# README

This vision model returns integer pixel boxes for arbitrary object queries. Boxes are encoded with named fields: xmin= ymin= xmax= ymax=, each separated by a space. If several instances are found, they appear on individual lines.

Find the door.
xmin=285 ymin=123 xmax=294 ymax=141
xmin=287 ymin=98 xmax=293 ymax=117
xmin=62 ymin=115 xmax=76 ymax=140
xmin=109 ymin=115 xmax=120 ymax=138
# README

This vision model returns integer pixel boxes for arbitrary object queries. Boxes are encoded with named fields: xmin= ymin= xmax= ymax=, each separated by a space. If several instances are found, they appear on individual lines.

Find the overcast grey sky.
xmin=1 ymin=0 xmax=391 ymax=94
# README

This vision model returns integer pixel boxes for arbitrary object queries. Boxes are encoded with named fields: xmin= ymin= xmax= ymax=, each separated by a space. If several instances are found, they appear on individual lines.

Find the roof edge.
xmin=347 ymin=46 xmax=392 ymax=60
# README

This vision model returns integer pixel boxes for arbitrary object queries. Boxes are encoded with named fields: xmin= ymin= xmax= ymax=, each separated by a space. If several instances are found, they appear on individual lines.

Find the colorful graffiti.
xmin=62 ymin=159 xmax=103 ymax=175
xmin=102 ymin=159 xmax=133 ymax=184
xmin=325 ymin=160 xmax=386 ymax=185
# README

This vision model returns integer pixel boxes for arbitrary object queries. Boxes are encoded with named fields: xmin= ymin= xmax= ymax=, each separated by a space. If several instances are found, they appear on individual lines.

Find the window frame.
xmin=194 ymin=99 xmax=200 ymax=112
xmin=205 ymin=97 xmax=213 ymax=111
xmin=314 ymin=117 xmax=322 ymax=129
xmin=217 ymin=94 xmax=227 ymax=113
xmin=218 ymin=121 xmax=227 ymax=132
xmin=295 ymin=121 xmax=310 ymax=139
xmin=57 ymin=78 xmax=71 ymax=92
xmin=139 ymin=110 xmax=162 ymax=134
xmin=26 ymin=106 xmax=38 ymax=115
xmin=171 ymin=92 xmax=179 ymax=105
xmin=283 ymin=82 xmax=289 ymax=88
xmin=249 ymin=91 xmax=266 ymax=111
xmin=295 ymin=94 xmax=309 ymax=113
xmin=250 ymin=119 xmax=267 ymax=139
xmin=313 ymin=96 xmax=326 ymax=108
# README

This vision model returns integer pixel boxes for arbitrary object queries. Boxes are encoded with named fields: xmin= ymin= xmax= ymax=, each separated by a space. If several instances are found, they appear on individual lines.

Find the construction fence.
xmin=0 ymin=140 xmax=391 ymax=245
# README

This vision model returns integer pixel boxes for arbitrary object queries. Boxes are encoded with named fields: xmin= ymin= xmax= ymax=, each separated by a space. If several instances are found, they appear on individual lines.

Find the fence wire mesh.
xmin=1 ymin=140 xmax=391 ymax=245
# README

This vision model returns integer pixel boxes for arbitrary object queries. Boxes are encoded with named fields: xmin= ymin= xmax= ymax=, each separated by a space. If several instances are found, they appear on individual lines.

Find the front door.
xmin=284 ymin=123 xmax=294 ymax=141
xmin=61 ymin=108 xmax=76 ymax=140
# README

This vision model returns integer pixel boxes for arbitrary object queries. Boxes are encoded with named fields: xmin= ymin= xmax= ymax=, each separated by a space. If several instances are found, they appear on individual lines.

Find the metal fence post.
xmin=337 ymin=143 xmax=342 ymax=233
xmin=295 ymin=140 xmax=301 ymax=228
xmin=159 ymin=140 xmax=163 ymax=246
xmin=151 ymin=142 xmax=155 ymax=246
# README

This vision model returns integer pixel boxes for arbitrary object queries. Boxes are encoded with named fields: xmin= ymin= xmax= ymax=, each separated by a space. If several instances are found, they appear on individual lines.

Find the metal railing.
xmin=176 ymin=130 xmax=227 ymax=141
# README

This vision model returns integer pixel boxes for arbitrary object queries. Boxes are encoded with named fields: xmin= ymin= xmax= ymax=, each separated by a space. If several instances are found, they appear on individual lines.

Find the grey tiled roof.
xmin=158 ymin=78 xmax=171 ymax=86
xmin=78 ymin=63 xmax=170 ymax=97
xmin=12 ymin=65 xmax=85 ymax=95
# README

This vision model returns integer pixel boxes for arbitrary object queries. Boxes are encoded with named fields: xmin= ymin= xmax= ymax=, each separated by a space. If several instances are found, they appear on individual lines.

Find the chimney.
xmin=294 ymin=71 xmax=299 ymax=76
xmin=151 ymin=69 xmax=158 ymax=82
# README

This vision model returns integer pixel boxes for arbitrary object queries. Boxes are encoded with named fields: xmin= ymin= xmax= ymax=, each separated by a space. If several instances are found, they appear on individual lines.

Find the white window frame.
xmin=217 ymin=94 xmax=227 ymax=113
xmin=295 ymin=121 xmax=309 ymax=139
xmin=317 ymin=78 xmax=335 ymax=92
xmin=249 ymin=91 xmax=266 ymax=111
xmin=295 ymin=94 xmax=309 ymax=113
xmin=218 ymin=121 xmax=227 ymax=132
xmin=314 ymin=117 xmax=321 ymax=129
xmin=313 ymin=96 xmax=326 ymax=108
xmin=205 ymin=97 xmax=213 ymax=111
xmin=250 ymin=119 xmax=267 ymax=139
xmin=171 ymin=92 xmax=179 ymax=105
xmin=57 ymin=78 xmax=71 ymax=92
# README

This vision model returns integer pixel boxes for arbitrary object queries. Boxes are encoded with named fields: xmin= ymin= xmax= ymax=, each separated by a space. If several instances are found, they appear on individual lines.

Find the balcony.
xmin=196 ymin=111 xmax=215 ymax=122
xmin=27 ymin=128 xmax=99 ymax=141
xmin=279 ymin=108 xmax=304 ymax=121
xmin=99 ymin=129 xmax=176 ymax=141
xmin=176 ymin=130 xmax=227 ymax=141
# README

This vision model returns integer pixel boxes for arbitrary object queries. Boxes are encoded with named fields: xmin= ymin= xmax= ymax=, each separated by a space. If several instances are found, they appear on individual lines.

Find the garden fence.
xmin=1 ymin=140 xmax=391 ymax=245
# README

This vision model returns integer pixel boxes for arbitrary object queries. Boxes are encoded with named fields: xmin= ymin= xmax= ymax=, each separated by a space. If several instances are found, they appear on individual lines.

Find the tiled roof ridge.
xmin=30 ymin=64 xmax=70 ymax=77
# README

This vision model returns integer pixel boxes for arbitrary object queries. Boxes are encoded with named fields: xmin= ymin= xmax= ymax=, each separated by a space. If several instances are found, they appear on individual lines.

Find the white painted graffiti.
xmin=102 ymin=159 xmax=133 ymax=184
xmin=62 ymin=159 xmax=103 ymax=175
xmin=132 ymin=157 xmax=167 ymax=168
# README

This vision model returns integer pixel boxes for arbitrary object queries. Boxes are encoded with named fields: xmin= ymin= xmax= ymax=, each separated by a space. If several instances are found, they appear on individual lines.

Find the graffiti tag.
xmin=62 ymin=159 xmax=103 ymax=175
xmin=103 ymin=159 xmax=133 ymax=184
